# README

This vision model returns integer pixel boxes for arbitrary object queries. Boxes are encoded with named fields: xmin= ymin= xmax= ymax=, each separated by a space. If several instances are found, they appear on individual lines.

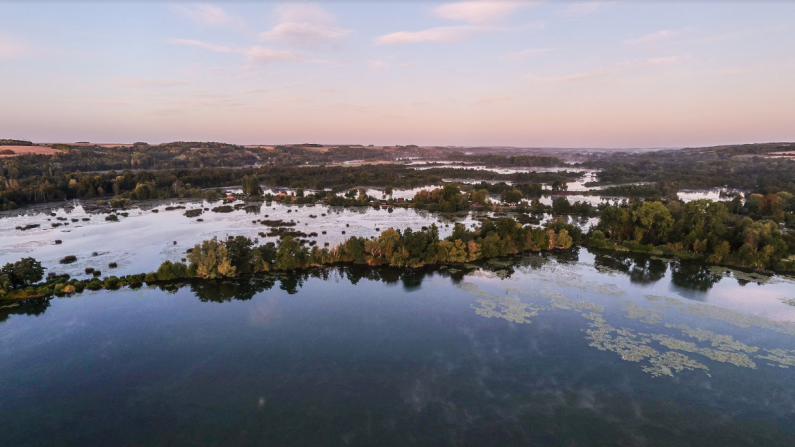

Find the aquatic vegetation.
xmin=584 ymin=313 xmax=709 ymax=377
xmin=680 ymin=302 xmax=795 ymax=336
xmin=757 ymin=349 xmax=795 ymax=368
xmin=458 ymin=283 xmax=541 ymax=324
xmin=516 ymin=264 xmax=627 ymax=298
xmin=780 ymin=297 xmax=795 ymax=307
xmin=644 ymin=295 xmax=684 ymax=309
xmin=261 ymin=219 xmax=295 ymax=227
xmin=649 ymin=333 xmax=756 ymax=369
xmin=622 ymin=301 xmax=664 ymax=324
xmin=665 ymin=324 xmax=758 ymax=353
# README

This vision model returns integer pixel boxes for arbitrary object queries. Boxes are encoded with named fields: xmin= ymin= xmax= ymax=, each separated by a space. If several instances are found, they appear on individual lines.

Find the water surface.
xmin=2 ymin=249 xmax=794 ymax=446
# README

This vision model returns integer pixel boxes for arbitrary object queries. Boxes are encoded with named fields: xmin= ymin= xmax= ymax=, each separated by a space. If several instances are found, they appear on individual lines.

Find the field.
xmin=0 ymin=145 xmax=64 ymax=158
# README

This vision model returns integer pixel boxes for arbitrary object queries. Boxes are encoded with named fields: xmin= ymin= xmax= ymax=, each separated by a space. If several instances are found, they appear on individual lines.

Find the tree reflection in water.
xmin=593 ymin=251 xmax=668 ymax=285
xmin=0 ymin=250 xmax=743 ymax=322
xmin=590 ymin=249 xmax=728 ymax=296
xmin=0 ymin=298 xmax=50 ymax=323
xmin=670 ymin=261 xmax=722 ymax=294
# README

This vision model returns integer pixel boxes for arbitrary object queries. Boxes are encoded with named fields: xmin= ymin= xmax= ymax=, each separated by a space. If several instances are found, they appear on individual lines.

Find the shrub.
xmin=104 ymin=276 xmax=120 ymax=289
xmin=588 ymin=230 xmax=607 ymax=248
xmin=86 ymin=278 xmax=103 ymax=291
xmin=156 ymin=261 xmax=188 ymax=281
xmin=108 ymin=262 xmax=117 ymax=268
xmin=110 ymin=198 xmax=131 ymax=208
xmin=60 ymin=255 xmax=77 ymax=264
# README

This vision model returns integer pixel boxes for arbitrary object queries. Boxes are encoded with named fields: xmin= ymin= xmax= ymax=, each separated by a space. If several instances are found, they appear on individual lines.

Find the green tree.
xmin=187 ymin=238 xmax=236 ymax=278
xmin=156 ymin=260 xmax=189 ymax=281
xmin=556 ymin=229 xmax=573 ymax=249
xmin=275 ymin=236 xmax=304 ymax=270
xmin=552 ymin=197 xmax=571 ymax=214
xmin=1 ymin=257 xmax=45 ymax=288
xmin=633 ymin=201 xmax=674 ymax=244
xmin=501 ymin=189 xmax=523 ymax=204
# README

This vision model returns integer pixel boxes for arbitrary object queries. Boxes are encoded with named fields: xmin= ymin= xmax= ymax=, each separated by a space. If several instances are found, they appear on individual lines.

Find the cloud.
xmin=275 ymin=4 xmax=334 ymax=24
xmin=530 ymin=57 xmax=681 ymax=83
xmin=376 ymin=26 xmax=491 ymax=45
xmin=472 ymin=95 xmax=512 ymax=105
xmin=169 ymin=38 xmax=326 ymax=66
xmin=113 ymin=78 xmax=189 ymax=88
xmin=624 ymin=29 xmax=681 ymax=46
xmin=559 ymin=1 xmax=612 ymax=18
xmin=242 ymin=79 xmax=316 ymax=95
xmin=246 ymin=47 xmax=307 ymax=65
xmin=368 ymin=60 xmax=388 ymax=69
xmin=532 ymin=68 xmax=617 ymax=83
xmin=260 ymin=22 xmax=352 ymax=48
xmin=502 ymin=48 xmax=550 ymax=61
xmin=261 ymin=4 xmax=352 ymax=48
xmin=172 ymin=4 xmax=238 ymax=27
xmin=646 ymin=56 xmax=680 ymax=65
xmin=171 ymin=38 xmax=235 ymax=53
xmin=269 ymin=96 xmax=308 ymax=104
xmin=434 ymin=1 xmax=526 ymax=25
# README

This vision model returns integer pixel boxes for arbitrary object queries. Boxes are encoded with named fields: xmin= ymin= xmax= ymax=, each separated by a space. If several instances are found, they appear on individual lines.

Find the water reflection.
xmin=0 ymin=298 xmax=49 ymax=323
xmin=670 ymin=261 xmax=723 ymax=298
xmin=593 ymin=251 xmax=667 ymax=285
xmin=2 ymin=250 xmax=791 ymax=325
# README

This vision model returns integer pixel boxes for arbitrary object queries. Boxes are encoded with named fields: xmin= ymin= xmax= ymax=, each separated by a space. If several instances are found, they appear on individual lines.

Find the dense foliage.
xmin=583 ymin=143 xmax=795 ymax=196
xmin=591 ymin=197 xmax=795 ymax=270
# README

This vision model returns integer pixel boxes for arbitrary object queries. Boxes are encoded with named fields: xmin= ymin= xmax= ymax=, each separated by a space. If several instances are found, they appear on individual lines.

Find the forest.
xmin=0 ymin=159 xmax=578 ymax=210
xmin=582 ymin=142 xmax=795 ymax=195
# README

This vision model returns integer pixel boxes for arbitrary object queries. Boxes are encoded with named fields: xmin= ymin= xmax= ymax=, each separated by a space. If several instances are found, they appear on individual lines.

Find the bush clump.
xmin=60 ymin=255 xmax=77 ymax=264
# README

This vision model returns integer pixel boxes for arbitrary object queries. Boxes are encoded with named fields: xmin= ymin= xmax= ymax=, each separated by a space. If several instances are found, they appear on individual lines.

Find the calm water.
xmin=2 ymin=249 xmax=794 ymax=446
xmin=1 ymin=199 xmax=601 ymax=279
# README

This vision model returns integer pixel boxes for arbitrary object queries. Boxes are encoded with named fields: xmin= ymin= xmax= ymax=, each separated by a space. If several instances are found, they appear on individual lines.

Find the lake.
xmin=2 ymin=248 xmax=794 ymax=446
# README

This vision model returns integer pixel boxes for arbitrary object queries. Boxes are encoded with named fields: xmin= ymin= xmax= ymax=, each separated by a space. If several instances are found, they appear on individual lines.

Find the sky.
xmin=1 ymin=1 xmax=794 ymax=148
